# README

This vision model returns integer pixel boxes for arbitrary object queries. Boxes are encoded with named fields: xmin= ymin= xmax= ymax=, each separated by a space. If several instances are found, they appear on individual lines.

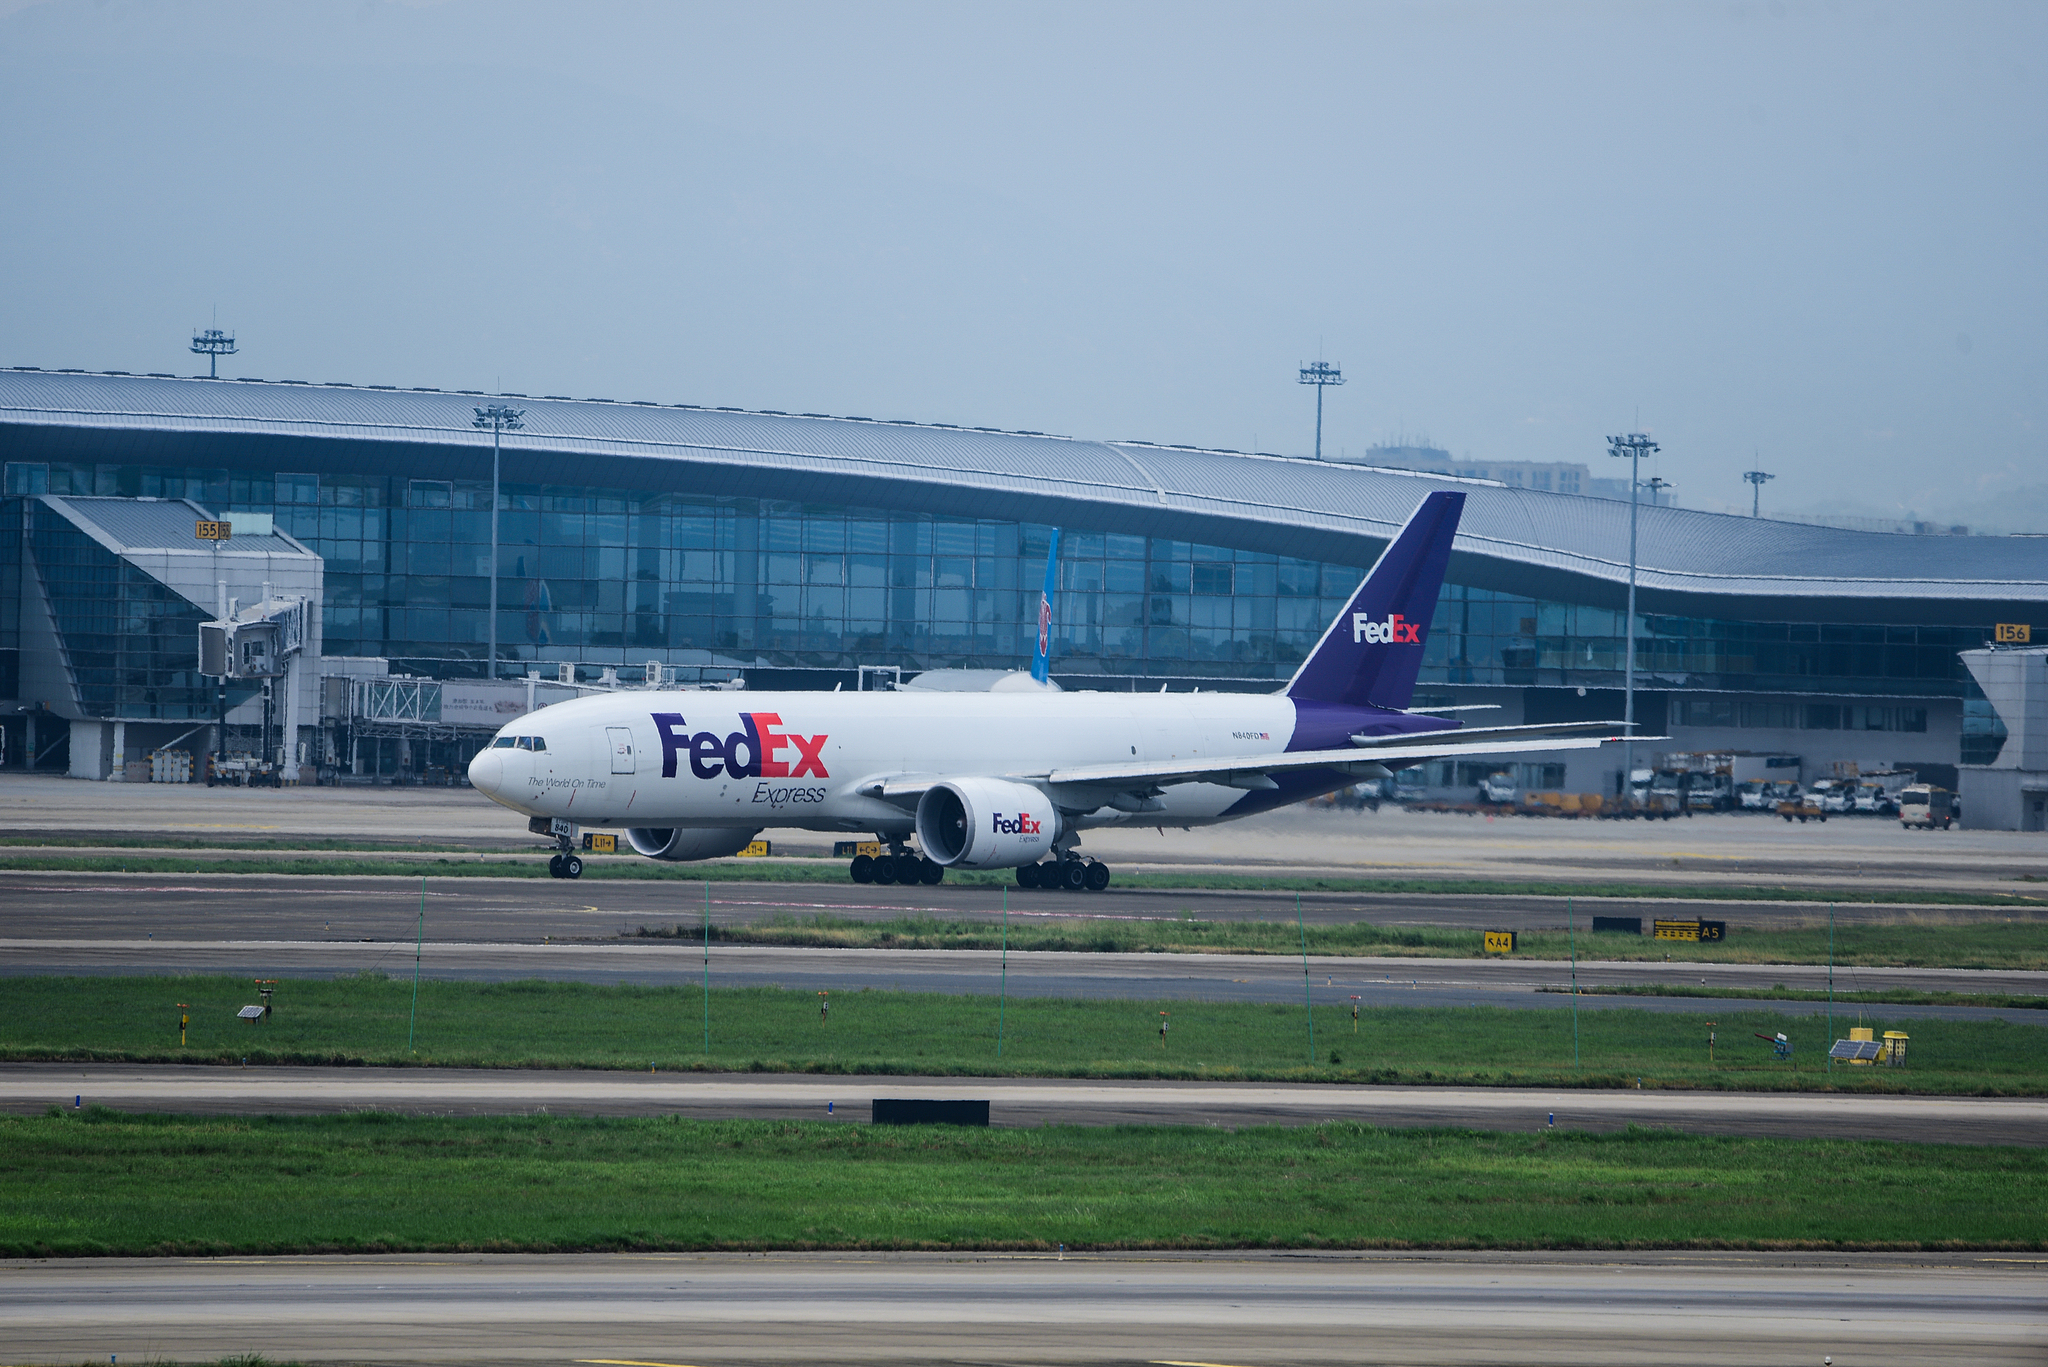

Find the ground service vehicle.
xmin=1649 ymin=771 xmax=1688 ymax=817
xmin=1779 ymin=790 xmax=1828 ymax=823
xmin=1686 ymin=772 xmax=1734 ymax=811
xmin=1761 ymin=779 xmax=1801 ymax=807
xmin=1899 ymin=784 xmax=1955 ymax=829
xmin=466 ymin=493 xmax=1633 ymax=886
xmin=1807 ymin=778 xmax=1856 ymax=814
xmin=1735 ymin=780 xmax=1768 ymax=810
xmin=1477 ymin=771 xmax=1518 ymax=805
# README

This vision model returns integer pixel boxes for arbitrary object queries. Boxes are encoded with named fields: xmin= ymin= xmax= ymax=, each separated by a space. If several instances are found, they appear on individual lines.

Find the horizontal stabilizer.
xmin=1347 ymin=719 xmax=1627 ymax=749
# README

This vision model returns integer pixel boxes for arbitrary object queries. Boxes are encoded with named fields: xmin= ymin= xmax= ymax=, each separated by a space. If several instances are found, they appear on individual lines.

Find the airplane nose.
xmin=468 ymin=747 xmax=504 ymax=794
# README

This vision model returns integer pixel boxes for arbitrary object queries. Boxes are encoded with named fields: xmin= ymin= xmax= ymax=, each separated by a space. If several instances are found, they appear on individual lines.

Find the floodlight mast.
xmin=1744 ymin=468 xmax=1774 ymax=517
xmin=1606 ymin=431 xmax=1660 ymax=798
xmin=1298 ymin=361 xmax=1344 ymax=461
xmin=473 ymin=404 xmax=525 ymax=681
xmin=190 ymin=329 xmax=237 ymax=378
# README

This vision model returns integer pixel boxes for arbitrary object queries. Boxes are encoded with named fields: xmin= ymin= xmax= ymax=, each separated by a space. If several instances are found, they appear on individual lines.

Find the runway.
xmin=2 ymin=1250 xmax=2040 ymax=1365
xmin=4 ymin=937 xmax=2040 ymax=1022
xmin=12 ymin=1063 xmax=2046 ymax=1143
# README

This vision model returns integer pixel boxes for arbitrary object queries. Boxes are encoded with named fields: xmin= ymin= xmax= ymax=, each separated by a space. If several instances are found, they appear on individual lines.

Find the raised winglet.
xmin=1285 ymin=491 xmax=1464 ymax=710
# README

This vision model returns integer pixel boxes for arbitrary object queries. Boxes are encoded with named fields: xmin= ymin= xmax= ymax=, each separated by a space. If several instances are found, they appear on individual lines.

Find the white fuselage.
xmin=466 ymin=688 xmax=1306 ymax=836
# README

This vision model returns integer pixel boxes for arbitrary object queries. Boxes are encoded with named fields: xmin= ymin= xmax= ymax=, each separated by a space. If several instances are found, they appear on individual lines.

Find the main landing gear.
xmin=849 ymin=850 xmax=944 ymax=885
xmin=1015 ymin=857 xmax=1111 ymax=893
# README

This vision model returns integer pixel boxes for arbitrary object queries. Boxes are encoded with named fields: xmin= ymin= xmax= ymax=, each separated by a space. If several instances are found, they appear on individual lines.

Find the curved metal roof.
xmin=4 ymin=368 xmax=2043 ymax=608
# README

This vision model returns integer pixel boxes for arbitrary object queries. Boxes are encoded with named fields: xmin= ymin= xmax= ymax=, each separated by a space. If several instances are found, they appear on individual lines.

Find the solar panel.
xmin=1829 ymin=1039 xmax=1881 ymax=1061
xmin=237 ymin=1005 xmax=265 ymax=1020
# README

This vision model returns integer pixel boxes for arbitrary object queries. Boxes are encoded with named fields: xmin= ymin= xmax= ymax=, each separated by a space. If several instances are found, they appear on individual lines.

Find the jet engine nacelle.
xmin=915 ymin=778 xmax=1061 ymax=869
xmin=624 ymin=827 xmax=762 ymax=861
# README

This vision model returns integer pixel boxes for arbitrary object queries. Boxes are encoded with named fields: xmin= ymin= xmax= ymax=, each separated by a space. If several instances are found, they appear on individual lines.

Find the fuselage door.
xmin=605 ymin=726 xmax=636 ymax=775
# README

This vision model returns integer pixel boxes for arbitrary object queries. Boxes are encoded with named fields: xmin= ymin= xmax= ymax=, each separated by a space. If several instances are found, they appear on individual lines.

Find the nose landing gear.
xmin=547 ymin=852 xmax=584 ymax=879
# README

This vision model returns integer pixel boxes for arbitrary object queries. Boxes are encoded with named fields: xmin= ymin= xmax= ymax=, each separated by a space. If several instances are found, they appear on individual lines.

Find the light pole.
xmin=190 ymin=328 xmax=237 ymax=378
xmin=473 ymin=404 xmax=524 ymax=681
xmin=1744 ymin=468 xmax=1774 ymax=517
xmin=1298 ymin=361 xmax=1344 ymax=460
xmin=1607 ymin=431 xmax=1660 ymax=799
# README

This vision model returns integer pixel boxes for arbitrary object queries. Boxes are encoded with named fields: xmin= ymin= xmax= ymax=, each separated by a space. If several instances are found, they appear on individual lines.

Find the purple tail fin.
xmin=1285 ymin=491 xmax=1464 ymax=709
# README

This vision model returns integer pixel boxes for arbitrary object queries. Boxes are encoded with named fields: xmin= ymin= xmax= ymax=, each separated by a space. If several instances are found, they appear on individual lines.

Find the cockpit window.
xmin=492 ymin=736 xmax=516 ymax=748
xmin=530 ymin=736 xmax=546 ymax=751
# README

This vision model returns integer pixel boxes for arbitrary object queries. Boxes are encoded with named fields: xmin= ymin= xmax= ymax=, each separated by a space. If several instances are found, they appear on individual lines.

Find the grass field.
xmin=3 ymin=1109 xmax=2040 ymax=1256
xmin=653 ymin=910 xmax=2048 ymax=971
xmin=3 ymin=847 xmax=2044 ymax=909
xmin=2 ymin=974 xmax=2039 ymax=1093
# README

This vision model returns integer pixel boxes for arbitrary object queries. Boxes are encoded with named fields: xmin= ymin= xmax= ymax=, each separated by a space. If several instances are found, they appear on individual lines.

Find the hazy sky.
xmin=2 ymin=1 xmax=2042 ymax=529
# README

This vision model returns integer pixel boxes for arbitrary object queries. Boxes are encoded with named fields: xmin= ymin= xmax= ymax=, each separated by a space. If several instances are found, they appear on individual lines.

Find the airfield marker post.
xmin=407 ymin=879 xmax=424 ymax=1054
xmin=1297 ymin=891 xmax=1314 ymax=1063
xmin=703 ymin=881 xmax=711 ymax=1056
xmin=998 ymin=887 xmax=1008 ymax=1059
xmin=1569 ymin=895 xmax=1579 ymax=1070
xmin=1827 ymin=902 xmax=1835 ymax=1075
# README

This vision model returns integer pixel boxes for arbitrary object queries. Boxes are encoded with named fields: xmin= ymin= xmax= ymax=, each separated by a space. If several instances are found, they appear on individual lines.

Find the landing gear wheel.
xmin=1015 ymin=862 xmax=1041 ymax=890
xmin=1084 ymin=861 xmax=1111 ymax=892
xmin=561 ymin=853 xmax=584 ymax=880
xmin=1060 ymin=859 xmax=1088 ymax=891
xmin=918 ymin=857 xmax=944 ymax=885
xmin=849 ymin=854 xmax=874 ymax=884
xmin=872 ymin=854 xmax=900 ymax=885
xmin=548 ymin=854 xmax=565 ymax=878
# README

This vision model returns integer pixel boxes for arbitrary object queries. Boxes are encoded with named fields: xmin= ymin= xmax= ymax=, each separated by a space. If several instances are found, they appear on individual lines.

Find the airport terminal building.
xmin=3 ymin=369 xmax=2044 ymax=810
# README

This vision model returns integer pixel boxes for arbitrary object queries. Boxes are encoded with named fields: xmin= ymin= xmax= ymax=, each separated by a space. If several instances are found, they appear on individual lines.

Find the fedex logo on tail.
xmin=993 ymin=811 xmax=1041 ymax=835
xmin=653 ymin=712 xmax=829 ymax=780
xmin=1352 ymin=611 xmax=1423 ymax=645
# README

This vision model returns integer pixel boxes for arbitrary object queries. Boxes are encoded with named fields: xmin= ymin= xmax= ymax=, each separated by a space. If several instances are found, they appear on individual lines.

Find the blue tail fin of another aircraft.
xmin=1030 ymin=528 xmax=1061 ymax=684
xmin=1285 ymin=491 xmax=1465 ymax=710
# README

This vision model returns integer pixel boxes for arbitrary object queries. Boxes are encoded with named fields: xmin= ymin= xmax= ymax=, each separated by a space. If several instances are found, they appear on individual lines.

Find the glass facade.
xmin=12 ymin=499 xmax=242 ymax=719
xmin=0 ymin=460 xmax=2012 ymax=710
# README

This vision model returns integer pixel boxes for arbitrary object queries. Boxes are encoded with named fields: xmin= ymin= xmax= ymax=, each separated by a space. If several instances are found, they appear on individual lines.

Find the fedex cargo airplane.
xmin=466 ymin=492 xmax=1627 ymax=888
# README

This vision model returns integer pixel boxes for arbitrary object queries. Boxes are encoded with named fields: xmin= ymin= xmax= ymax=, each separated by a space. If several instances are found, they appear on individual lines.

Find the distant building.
xmin=1336 ymin=444 xmax=1670 ymax=506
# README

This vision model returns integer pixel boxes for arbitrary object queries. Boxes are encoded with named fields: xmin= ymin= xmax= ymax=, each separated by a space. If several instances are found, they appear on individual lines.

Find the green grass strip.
xmin=3 ymin=974 xmax=2041 ymax=1095
xmin=3 ymin=1110 xmax=2041 ymax=1256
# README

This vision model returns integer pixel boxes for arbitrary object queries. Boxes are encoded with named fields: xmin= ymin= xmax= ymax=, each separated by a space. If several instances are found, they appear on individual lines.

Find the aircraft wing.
xmin=854 ymin=724 xmax=1649 ymax=806
xmin=1042 ymin=731 xmax=1631 ymax=791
